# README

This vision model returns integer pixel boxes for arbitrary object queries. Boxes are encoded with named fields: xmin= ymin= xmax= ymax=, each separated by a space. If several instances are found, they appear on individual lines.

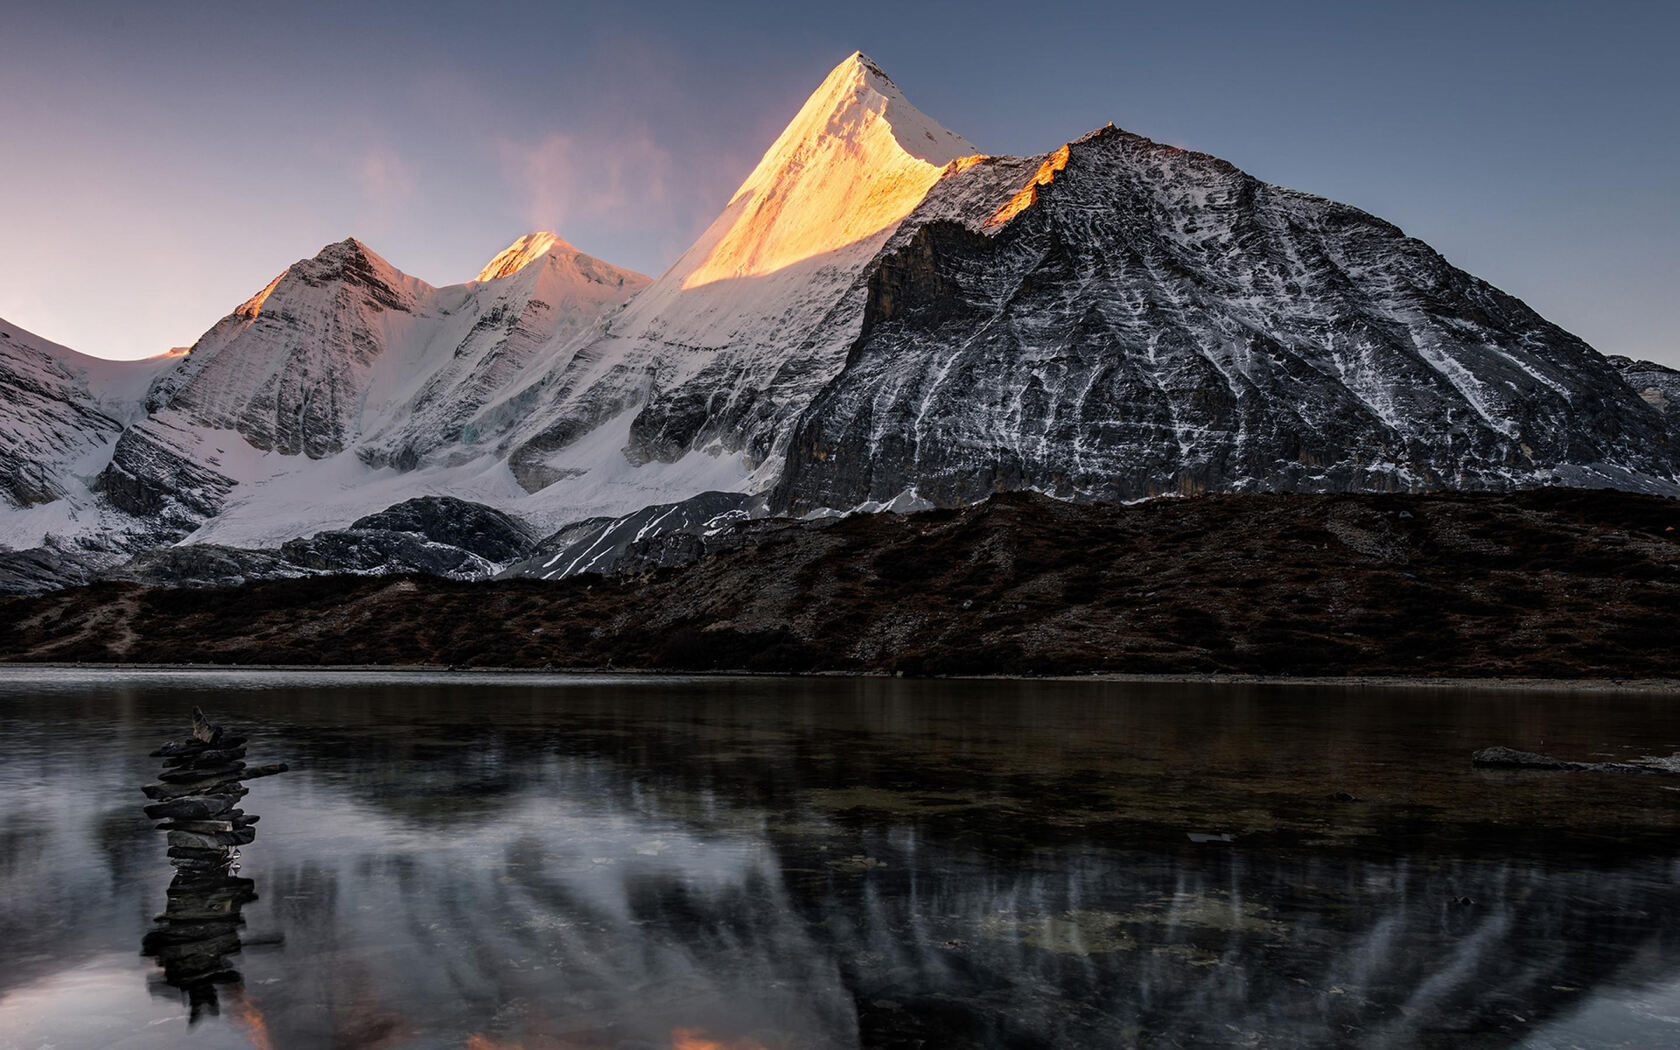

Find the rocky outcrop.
xmin=774 ymin=127 xmax=1680 ymax=513
xmin=1473 ymin=745 xmax=1680 ymax=775
xmin=279 ymin=496 xmax=537 ymax=578
xmin=348 ymin=496 xmax=535 ymax=564
xmin=1609 ymin=355 xmax=1680 ymax=411
xmin=1609 ymin=355 xmax=1680 ymax=445
xmin=104 ymin=544 xmax=312 ymax=589
xmin=278 ymin=531 xmax=490 ymax=580
xmin=0 ymin=542 xmax=114 ymax=595
xmin=92 ymin=496 xmax=539 ymax=588
xmin=502 ymin=490 xmax=751 ymax=580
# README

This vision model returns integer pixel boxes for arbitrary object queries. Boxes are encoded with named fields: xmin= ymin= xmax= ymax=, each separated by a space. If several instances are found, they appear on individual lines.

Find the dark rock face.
xmin=349 ymin=496 xmax=535 ymax=565
xmin=91 ymin=496 xmax=538 ymax=589
xmin=1609 ymin=355 xmax=1680 ymax=440
xmin=105 ymin=544 xmax=312 ymax=589
xmin=502 ymin=491 xmax=751 ymax=580
xmin=0 ymin=325 xmax=128 ymax=509
xmin=774 ymin=127 xmax=1680 ymax=513
xmin=91 ymin=415 xmax=238 ymax=532
xmin=0 ymin=543 xmax=112 ymax=595
xmin=279 ymin=530 xmax=492 ymax=579
xmin=0 ymin=372 xmax=118 ymax=507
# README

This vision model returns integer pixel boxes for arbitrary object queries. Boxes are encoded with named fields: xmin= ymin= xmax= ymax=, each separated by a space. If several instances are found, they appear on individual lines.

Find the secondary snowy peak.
xmin=469 ymin=231 xmax=644 ymax=294
xmin=476 ymin=232 xmax=566 ymax=282
xmin=356 ymin=238 xmax=649 ymax=473
xmin=679 ymin=51 xmax=978 ymax=287
xmin=231 ymin=236 xmax=423 ymax=323
xmin=146 ymin=237 xmax=432 ymax=449
xmin=83 ymin=230 xmax=652 ymax=549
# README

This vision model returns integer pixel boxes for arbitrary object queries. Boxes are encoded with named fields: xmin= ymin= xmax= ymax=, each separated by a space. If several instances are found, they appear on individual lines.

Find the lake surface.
xmin=2 ymin=669 xmax=1679 ymax=1049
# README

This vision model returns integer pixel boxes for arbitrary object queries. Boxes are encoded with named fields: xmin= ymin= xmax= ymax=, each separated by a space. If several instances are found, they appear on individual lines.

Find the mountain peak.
xmin=476 ymin=231 xmax=573 ymax=282
xmin=677 ymin=51 xmax=979 ymax=288
xmin=232 ymin=237 xmax=420 ymax=322
xmin=304 ymin=236 xmax=401 ymax=277
xmin=795 ymin=51 xmax=976 ymax=168
xmin=840 ymin=50 xmax=891 ymax=85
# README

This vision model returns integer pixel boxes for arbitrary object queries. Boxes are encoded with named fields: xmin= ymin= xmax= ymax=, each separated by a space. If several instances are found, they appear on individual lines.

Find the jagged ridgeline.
xmin=1 ymin=52 xmax=1677 ymax=592
xmin=141 ymin=708 xmax=286 ymax=1019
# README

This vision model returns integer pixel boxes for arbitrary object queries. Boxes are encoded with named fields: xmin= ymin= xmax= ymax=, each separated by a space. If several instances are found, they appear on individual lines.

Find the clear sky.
xmin=2 ymin=1 xmax=1675 ymax=366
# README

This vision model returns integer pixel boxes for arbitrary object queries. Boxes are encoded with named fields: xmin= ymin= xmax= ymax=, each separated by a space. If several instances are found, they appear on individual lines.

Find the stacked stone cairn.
xmin=140 ymin=707 xmax=287 ymax=1017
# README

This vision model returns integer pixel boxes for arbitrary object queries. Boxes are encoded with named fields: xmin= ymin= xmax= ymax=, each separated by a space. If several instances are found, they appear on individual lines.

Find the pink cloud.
xmin=354 ymin=145 xmax=417 ymax=208
xmin=495 ymin=127 xmax=672 ymax=235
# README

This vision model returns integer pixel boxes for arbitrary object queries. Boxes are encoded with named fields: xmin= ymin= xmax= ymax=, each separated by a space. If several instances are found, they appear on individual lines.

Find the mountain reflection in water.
xmin=1 ymin=670 xmax=1679 ymax=1049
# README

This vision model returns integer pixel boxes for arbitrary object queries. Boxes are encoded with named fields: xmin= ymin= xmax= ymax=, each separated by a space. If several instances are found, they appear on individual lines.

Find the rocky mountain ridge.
xmin=772 ymin=124 xmax=1677 ymax=512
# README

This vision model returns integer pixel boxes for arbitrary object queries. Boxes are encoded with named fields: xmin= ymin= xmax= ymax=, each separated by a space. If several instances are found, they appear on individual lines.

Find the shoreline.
xmin=0 ymin=661 xmax=1675 ymax=694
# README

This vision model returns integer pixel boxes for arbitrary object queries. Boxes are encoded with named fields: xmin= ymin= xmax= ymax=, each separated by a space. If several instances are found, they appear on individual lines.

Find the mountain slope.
xmin=0 ymin=317 xmax=180 ymax=536
xmin=773 ymin=126 xmax=1679 ymax=511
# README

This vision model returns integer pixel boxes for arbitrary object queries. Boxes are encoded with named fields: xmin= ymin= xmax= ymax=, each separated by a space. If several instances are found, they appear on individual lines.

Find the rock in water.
xmin=1472 ymin=745 xmax=1678 ymax=774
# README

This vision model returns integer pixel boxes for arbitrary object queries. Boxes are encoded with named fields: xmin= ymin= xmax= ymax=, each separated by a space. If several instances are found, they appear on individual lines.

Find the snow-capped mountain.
xmin=2 ymin=50 xmax=1677 ymax=591
xmin=95 ymin=234 xmax=648 ymax=546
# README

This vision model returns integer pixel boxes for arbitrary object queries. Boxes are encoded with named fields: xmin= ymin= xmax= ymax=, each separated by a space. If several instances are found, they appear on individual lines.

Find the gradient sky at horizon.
xmin=2 ymin=0 xmax=1675 ymax=365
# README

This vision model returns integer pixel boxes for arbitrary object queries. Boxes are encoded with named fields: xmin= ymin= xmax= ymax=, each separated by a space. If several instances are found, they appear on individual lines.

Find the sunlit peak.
xmin=234 ymin=270 xmax=288 ymax=320
xmin=476 ymin=231 xmax=571 ymax=282
xmin=678 ymin=51 xmax=981 ymax=289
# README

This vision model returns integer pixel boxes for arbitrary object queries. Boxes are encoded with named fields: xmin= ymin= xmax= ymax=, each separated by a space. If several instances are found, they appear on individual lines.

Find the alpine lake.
xmin=2 ymin=668 xmax=1679 ymax=1049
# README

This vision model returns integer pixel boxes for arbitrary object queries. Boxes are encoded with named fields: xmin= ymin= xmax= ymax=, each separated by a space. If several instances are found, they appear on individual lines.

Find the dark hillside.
xmin=1 ymin=489 xmax=1676 ymax=678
